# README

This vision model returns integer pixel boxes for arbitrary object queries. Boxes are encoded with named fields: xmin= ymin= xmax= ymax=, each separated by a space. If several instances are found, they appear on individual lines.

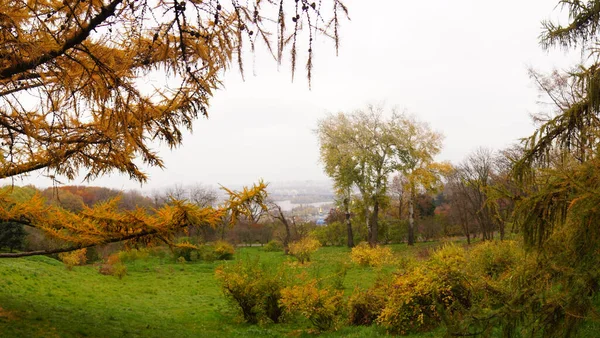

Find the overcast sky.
xmin=11 ymin=0 xmax=583 ymax=191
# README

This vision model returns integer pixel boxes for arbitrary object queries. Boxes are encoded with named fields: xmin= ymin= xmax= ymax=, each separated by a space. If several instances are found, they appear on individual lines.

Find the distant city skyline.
xmin=4 ymin=0 xmax=583 ymax=191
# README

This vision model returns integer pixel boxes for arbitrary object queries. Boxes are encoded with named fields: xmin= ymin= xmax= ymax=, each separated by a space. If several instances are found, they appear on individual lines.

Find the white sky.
xmin=11 ymin=0 xmax=583 ymax=191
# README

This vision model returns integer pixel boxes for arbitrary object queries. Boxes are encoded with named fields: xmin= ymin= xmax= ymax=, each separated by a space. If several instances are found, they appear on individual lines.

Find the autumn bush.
xmin=288 ymin=237 xmax=321 ymax=264
xmin=347 ymin=285 xmax=388 ymax=326
xmin=377 ymin=244 xmax=470 ymax=334
xmin=173 ymin=240 xmax=235 ymax=262
xmin=350 ymin=242 xmax=394 ymax=267
xmin=263 ymin=240 xmax=284 ymax=252
xmin=173 ymin=238 xmax=199 ymax=262
xmin=440 ymin=240 xmax=562 ymax=337
xmin=467 ymin=240 xmax=524 ymax=279
xmin=58 ymin=248 xmax=88 ymax=270
xmin=213 ymin=241 xmax=235 ymax=260
xmin=280 ymin=279 xmax=344 ymax=331
xmin=215 ymin=260 xmax=288 ymax=324
xmin=98 ymin=253 xmax=127 ymax=279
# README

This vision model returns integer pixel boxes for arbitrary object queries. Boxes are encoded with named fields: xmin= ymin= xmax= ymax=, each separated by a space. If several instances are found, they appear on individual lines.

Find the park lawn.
xmin=0 ymin=243 xmax=442 ymax=338
xmin=3 ymin=241 xmax=595 ymax=337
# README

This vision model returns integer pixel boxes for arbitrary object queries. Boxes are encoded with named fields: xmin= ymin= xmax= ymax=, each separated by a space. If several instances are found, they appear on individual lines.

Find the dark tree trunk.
xmin=369 ymin=200 xmax=379 ymax=247
xmin=266 ymin=203 xmax=293 ymax=254
xmin=343 ymin=198 xmax=354 ymax=248
xmin=282 ymin=218 xmax=291 ymax=255
xmin=398 ymin=196 xmax=403 ymax=221
xmin=408 ymin=192 xmax=415 ymax=246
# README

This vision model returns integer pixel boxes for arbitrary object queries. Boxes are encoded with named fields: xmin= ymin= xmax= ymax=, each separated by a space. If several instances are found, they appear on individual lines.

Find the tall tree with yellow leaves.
xmin=391 ymin=115 xmax=448 ymax=246
xmin=317 ymin=105 xmax=415 ymax=247
xmin=0 ymin=0 xmax=347 ymax=257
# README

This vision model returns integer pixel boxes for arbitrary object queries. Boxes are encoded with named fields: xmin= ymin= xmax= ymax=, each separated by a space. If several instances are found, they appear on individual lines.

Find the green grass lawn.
xmin=1 ymin=242 xmax=597 ymax=337
xmin=0 ymin=243 xmax=445 ymax=338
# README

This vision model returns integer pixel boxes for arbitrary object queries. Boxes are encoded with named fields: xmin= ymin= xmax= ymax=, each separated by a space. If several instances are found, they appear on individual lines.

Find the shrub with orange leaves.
xmin=98 ymin=253 xmax=127 ymax=279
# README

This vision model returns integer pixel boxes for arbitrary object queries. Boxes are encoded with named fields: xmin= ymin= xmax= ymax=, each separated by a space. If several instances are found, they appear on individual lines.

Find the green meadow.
xmin=0 ymin=244 xmax=444 ymax=338
xmin=1 ymin=242 xmax=598 ymax=337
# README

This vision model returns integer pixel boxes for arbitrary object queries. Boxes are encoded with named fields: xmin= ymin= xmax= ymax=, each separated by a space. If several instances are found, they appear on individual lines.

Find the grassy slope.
xmin=2 ymin=241 xmax=596 ymax=337
xmin=0 ymin=243 xmax=443 ymax=338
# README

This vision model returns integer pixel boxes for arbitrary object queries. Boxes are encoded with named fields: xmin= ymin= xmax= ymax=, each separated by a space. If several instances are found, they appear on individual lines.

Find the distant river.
xmin=275 ymin=200 xmax=334 ymax=212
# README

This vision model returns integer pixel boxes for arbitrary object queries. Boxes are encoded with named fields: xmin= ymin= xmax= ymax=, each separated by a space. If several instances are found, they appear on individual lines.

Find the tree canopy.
xmin=0 ymin=0 xmax=347 ymax=183
xmin=316 ymin=105 xmax=445 ymax=246
xmin=0 ymin=0 xmax=346 ymax=257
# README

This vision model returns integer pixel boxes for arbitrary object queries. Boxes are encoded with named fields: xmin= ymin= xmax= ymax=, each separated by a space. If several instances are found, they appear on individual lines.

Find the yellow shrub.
xmin=213 ymin=240 xmax=235 ymax=260
xmin=280 ymin=279 xmax=344 ymax=331
xmin=377 ymin=244 xmax=470 ymax=334
xmin=216 ymin=260 xmax=288 ymax=324
xmin=467 ymin=240 xmax=524 ymax=279
xmin=288 ymin=237 xmax=321 ymax=264
xmin=263 ymin=240 xmax=284 ymax=252
xmin=350 ymin=242 xmax=394 ymax=267
xmin=58 ymin=248 xmax=87 ymax=270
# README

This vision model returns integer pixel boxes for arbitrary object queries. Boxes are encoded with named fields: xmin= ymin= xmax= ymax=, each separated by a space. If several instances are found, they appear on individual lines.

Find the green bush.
xmin=311 ymin=221 xmax=345 ymax=246
xmin=197 ymin=245 xmax=217 ymax=262
xmin=118 ymin=248 xmax=150 ymax=262
xmin=173 ymin=240 xmax=235 ymax=262
xmin=147 ymin=246 xmax=169 ymax=262
xmin=112 ymin=262 xmax=128 ymax=279
xmin=263 ymin=240 xmax=283 ymax=252
xmin=443 ymin=240 xmax=533 ymax=336
xmin=0 ymin=221 xmax=26 ymax=252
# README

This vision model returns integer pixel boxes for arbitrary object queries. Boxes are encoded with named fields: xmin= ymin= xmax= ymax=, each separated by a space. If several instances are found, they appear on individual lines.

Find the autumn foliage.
xmin=216 ymin=259 xmax=288 ymax=324
xmin=0 ymin=181 xmax=268 ymax=258
xmin=288 ymin=237 xmax=321 ymax=264
xmin=280 ymin=279 xmax=344 ymax=331
xmin=350 ymin=242 xmax=393 ymax=267
xmin=0 ymin=0 xmax=347 ymax=257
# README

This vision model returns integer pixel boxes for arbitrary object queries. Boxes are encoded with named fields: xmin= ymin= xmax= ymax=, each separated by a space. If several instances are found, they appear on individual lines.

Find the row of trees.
xmin=314 ymin=106 xmax=526 ymax=248
xmin=316 ymin=105 xmax=449 ymax=247
xmin=306 ymin=146 xmax=520 ymax=247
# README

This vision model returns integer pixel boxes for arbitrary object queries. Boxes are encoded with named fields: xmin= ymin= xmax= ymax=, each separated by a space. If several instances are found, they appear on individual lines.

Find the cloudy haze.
xmin=10 ymin=0 xmax=582 ymax=191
